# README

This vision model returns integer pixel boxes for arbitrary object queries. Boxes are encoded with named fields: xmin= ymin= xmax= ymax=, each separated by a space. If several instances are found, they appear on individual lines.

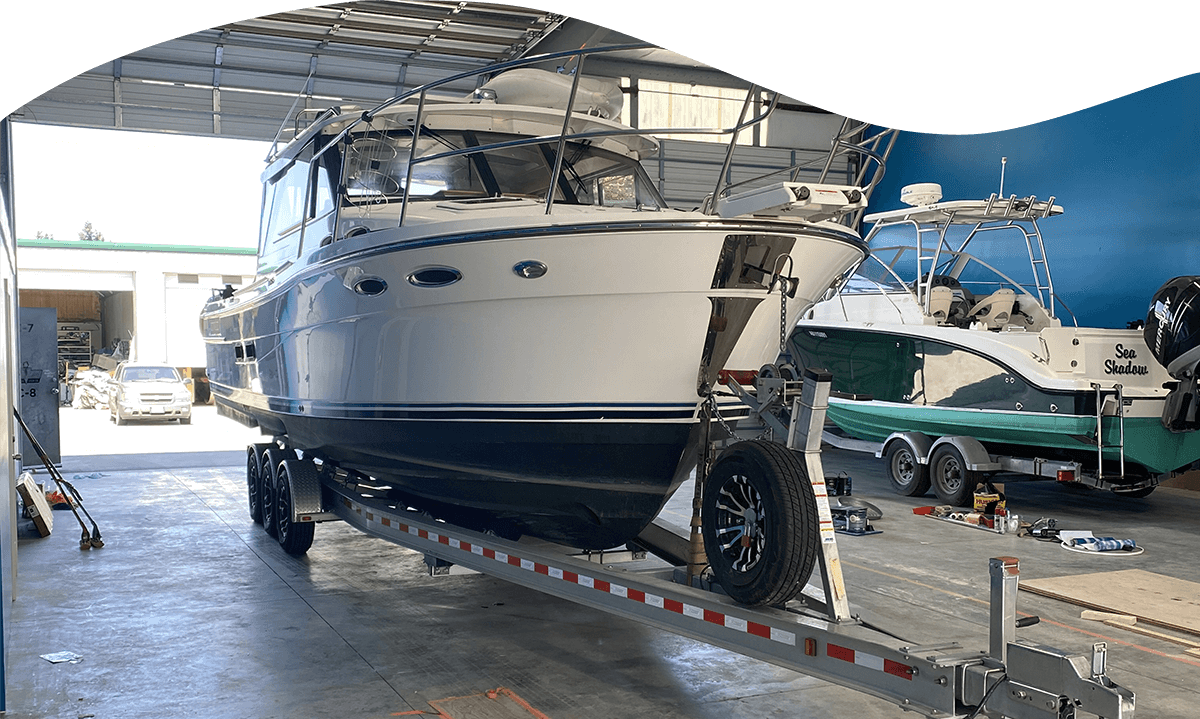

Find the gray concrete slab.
xmin=7 ymin=436 xmax=1200 ymax=718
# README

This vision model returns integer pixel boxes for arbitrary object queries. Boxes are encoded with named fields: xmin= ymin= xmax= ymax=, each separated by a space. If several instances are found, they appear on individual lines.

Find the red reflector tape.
xmin=828 ymin=643 xmax=912 ymax=680
xmin=352 ymin=499 xmax=801 ymax=648
xmin=885 ymin=659 xmax=914 ymax=679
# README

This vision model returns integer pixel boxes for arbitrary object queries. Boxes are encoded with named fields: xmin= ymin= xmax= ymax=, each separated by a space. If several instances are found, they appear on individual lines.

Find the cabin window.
xmin=340 ymin=129 xmax=664 ymax=209
xmin=259 ymin=146 xmax=338 ymax=271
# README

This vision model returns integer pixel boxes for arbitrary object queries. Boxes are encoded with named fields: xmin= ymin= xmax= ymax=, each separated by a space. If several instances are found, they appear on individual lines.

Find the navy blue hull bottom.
xmin=225 ymin=398 xmax=697 ymax=549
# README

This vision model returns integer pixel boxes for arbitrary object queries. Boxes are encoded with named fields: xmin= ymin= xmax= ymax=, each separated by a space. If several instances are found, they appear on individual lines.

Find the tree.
xmin=34 ymin=230 xmax=53 ymax=240
xmin=78 ymin=221 xmax=105 ymax=242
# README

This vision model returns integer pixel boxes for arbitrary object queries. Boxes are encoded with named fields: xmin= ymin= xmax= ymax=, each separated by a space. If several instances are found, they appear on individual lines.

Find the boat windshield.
xmin=338 ymin=128 xmax=664 ymax=210
xmin=843 ymin=247 xmax=917 ymax=294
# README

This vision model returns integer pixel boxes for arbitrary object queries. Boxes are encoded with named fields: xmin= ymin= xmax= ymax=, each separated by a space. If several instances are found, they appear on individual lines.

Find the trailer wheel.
xmin=1114 ymin=486 xmax=1156 ymax=499
xmin=260 ymin=446 xmax=295 ymax=538
xmin=246 ymin=443 xmax=271 ymax=524
xmin=702 ymin=440 xmax=818 ymax=607
xmin=275 ymin=459 xmax=316 ymax=556
xmin=885 ymin=442 xmax=930 ymax=497
xmin=929 ymin=444 xmax=979 ymax=506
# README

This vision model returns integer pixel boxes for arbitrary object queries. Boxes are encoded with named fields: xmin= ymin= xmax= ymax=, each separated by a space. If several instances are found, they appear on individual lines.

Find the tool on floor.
xmin=14 ymin=409 xmax=104 ymax=549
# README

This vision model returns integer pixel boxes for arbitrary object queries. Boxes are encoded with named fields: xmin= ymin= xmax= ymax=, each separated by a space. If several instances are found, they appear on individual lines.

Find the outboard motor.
xmin=1145 ymin=276 xmax=1200 ymax=432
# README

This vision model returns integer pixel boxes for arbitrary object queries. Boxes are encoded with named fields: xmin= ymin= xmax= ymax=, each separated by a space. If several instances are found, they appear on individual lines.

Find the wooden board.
xmin=16 ymin=473 xmax=52 ymax=537
xmin=1022 ymin=569 xmax=1200 ymax=637
xmin=1102 ymin=620 xmax=1200 ymax=649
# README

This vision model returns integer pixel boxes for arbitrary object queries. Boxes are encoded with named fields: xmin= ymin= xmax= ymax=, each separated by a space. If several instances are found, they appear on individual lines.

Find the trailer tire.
xmin=885 ymin=442 xmax=930 ymax=497
xmin=929 ymin=444 xmax=979 ymax=507
xmin=247 ymin=443 xmax=271 ymax=524
xmin=275 ymin=459 xmax=316 ymax=556
xmin=702 ymin=440 xmax=818 ymax=607
xmin=260 ymin=446 xmax=295 ymax=538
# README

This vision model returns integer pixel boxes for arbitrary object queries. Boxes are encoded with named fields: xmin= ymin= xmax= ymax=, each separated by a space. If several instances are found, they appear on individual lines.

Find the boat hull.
xmin=205 ymin=218 xmax=865 ymax=547
xmin=791 ymin=324 xmax=1200 ymax=478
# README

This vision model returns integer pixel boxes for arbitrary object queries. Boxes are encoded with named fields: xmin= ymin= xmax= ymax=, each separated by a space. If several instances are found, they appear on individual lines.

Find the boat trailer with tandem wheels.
xmin=244 ymin=370 xmax=1136 ymax=719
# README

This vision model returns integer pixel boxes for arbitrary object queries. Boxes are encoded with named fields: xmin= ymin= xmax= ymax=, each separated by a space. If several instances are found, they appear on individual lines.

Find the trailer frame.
xmin=256 ymin=370 xmax=1136 ymax=719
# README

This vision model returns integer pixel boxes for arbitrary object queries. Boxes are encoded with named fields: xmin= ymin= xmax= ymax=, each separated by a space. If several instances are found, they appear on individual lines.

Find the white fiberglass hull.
xmin=202 ymin=211 xmax=865 ymax=546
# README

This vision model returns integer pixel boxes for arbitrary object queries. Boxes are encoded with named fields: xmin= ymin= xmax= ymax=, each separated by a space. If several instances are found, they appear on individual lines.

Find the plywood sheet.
xmin=1022 ymin=569 xmax=1200 ymax=636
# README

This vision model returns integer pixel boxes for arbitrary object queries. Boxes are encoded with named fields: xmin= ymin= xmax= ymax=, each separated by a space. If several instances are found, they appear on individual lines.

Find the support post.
xmin=687 ymin=403 xmax=711 ymax=585
xmin=789 ymin=368 xmax=850 ymax=621
xmin=989 ymin=556 xmax=1019 ymax=664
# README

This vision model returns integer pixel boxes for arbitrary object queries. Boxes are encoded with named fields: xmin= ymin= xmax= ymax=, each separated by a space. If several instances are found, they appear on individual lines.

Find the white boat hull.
xmin=203 ymin=217 xmax=865 ymax=546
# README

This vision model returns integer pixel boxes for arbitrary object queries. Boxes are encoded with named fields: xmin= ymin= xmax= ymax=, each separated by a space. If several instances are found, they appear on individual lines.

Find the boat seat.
xmin=1008 ymin=294 xmax=1055 ymax=331
xmin=968 ymin=289 xmax=1016 ymax=330
xmin=927 ymin=286 xmax=954 ymax=325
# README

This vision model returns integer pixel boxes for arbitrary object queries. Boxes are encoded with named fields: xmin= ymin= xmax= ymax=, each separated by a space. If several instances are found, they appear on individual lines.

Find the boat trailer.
xmin=248 ymin=370 xmax=1136 ymax=719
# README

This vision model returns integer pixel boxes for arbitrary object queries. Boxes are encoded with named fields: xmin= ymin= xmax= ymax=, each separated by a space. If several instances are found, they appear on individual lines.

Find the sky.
xmin=12 ymin=124 xmax=270 ymax=248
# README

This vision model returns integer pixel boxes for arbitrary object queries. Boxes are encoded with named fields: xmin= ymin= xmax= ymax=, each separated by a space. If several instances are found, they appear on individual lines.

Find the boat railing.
xmin=711 ymin=118 xmax=898 ymax=229
xmin=865 ymin=206 xmax=1065 ymax=322
xmin=264 ymin=40 xmax=897 ymax=245
xmin=270 ymin=42 xmax=810 ymax=230
xmin=853 ymin=242 xmax=1068 ymax=328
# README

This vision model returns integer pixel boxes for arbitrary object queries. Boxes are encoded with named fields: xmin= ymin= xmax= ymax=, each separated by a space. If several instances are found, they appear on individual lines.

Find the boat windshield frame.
xmin=253 ymin=42 xmax=875 ymax=272
xmin=857 ymin=194 xmax=1072 ymax=323
xmin=334 ymin=124 xmax=667 ymax=210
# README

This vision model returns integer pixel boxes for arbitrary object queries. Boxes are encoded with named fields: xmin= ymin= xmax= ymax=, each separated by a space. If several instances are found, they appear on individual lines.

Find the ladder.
xmin=1093 ymin=382 xmax=1127 ymax=481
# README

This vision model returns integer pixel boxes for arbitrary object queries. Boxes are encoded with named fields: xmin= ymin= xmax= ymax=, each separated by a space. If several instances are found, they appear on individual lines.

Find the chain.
xmin=705 ymin=394 xmax=738 ymax=438
xmin=780 ymin=280 xmax=788 ymax=353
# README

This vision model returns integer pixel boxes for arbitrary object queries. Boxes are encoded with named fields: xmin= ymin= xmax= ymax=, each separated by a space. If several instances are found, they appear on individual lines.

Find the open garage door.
xmin=17 ymin=288 xmax=136 ymax=372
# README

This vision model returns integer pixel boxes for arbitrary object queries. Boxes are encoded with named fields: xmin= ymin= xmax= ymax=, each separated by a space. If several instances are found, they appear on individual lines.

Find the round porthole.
xmin=353 ymin=277 xmax=388 ymax=296
xmin=407 ymin=267 xmax=462 ymax=288
xmin=513 ymin=260 xmax=548 ymax=279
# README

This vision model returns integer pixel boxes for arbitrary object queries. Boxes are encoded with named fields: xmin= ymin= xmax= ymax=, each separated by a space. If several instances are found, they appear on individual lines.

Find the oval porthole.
xmin=407 ymin=267 xmax=462 ymax=288
xmin=353 ymin=277 xmax=389 ymax=296
xmin=513 ymin=260 xmax=548 ymax=279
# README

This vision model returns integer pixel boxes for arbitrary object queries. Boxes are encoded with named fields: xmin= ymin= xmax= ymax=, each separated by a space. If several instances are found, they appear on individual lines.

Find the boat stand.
xmin=273 ymin=369 xmax=1135 ymax=718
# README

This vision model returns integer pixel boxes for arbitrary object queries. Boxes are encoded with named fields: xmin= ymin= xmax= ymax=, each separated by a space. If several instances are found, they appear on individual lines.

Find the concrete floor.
xmin=7 ymin=408 xmax=1200 ymax=718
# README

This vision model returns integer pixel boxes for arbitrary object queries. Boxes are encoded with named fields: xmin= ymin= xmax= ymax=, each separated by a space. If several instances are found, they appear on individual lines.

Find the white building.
xmin=16 ymin=238 xmax=256 ymax=369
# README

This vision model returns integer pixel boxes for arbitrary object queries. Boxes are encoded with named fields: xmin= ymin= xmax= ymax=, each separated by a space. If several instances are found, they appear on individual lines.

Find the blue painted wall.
xmin=873 ymin=73 xmax=1200 ymax=329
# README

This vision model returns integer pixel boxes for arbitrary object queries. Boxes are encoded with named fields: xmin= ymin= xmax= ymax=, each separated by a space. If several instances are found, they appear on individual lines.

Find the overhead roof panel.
xmin=11 ymin=3 xmax=765 ymax=142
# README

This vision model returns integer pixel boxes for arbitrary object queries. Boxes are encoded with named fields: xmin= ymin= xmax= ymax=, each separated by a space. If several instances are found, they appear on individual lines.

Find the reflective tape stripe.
xmin=827 ymin=643 xmax=913 ymax=680
xmin=352 ymin=500 xmax=801 ymax=648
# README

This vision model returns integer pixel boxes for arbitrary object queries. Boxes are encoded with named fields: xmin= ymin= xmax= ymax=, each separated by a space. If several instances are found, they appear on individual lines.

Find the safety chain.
xmin=705 ymin=393 xmax=738 ymax=439
xmin=706 ymin=393 xmax=773 ymax=443
xmin=779 ymin=280 xmax=788 ymax=353
xmin=770 ymin=254 xmax=795 ymax=354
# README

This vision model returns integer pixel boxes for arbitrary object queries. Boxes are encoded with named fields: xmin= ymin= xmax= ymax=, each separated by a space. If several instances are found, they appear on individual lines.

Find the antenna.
xmin=999 ymin=156 xmax=1007 ymax=197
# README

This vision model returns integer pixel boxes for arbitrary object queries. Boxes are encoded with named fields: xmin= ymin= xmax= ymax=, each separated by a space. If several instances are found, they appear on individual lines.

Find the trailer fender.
xmin=282 ymin=459 xmax=339 ymax=523
xmin=878 ymin=432 xmax=933 ymax=464
xmin=929 ymin=436 xmax=1001 ymax=472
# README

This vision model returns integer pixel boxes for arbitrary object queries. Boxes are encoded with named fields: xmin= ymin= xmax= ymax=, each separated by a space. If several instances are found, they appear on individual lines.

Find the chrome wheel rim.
xmin=713 ymin=473 xmax=766 ymax=573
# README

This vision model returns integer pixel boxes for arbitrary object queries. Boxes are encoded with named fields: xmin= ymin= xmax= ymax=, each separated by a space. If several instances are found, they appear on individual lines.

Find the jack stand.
xmin=788 ymin=368 xmax=851 ymax=621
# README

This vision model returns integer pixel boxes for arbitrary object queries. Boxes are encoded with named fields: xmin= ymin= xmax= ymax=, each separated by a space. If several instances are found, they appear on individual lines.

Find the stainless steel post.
xmin=989 ymin=556 xmax=1019 ymax=664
